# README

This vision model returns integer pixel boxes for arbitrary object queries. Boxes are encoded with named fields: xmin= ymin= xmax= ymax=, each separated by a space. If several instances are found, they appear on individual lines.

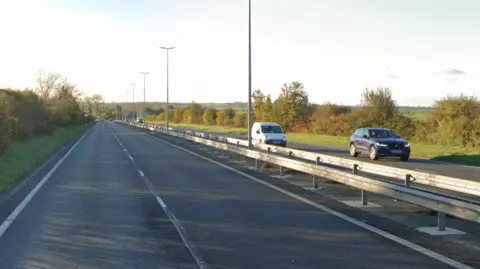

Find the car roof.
xmin=364 ymin=127 xmax=391 ymax=130
xmin=256 ymin=122 xmax=280 ymax=126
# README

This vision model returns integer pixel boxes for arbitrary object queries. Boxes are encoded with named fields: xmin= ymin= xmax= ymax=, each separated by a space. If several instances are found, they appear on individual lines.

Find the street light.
xmin=247 ymin=0 xmax=253 ymax=149
xmin=130 ymin=83 xmax=136 ymax=103
xmin=140 ymin=72 xmax=149 ymax=103
xmin=160 ymin=46 xmax=175 ymax=129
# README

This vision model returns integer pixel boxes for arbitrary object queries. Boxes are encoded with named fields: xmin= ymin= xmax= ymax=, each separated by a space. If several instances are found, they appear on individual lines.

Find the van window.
xmin=261 ymin=125 xmax=283 ymax=134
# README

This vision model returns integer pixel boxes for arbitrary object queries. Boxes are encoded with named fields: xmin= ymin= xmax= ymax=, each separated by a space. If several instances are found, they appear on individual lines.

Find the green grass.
xmin=0 ymin=124 xmax=92 ymax=192
xmin=157 ymin=122 xmax=248 ymax=135
xmin=148 ymin=121 xmax=480 ymax=165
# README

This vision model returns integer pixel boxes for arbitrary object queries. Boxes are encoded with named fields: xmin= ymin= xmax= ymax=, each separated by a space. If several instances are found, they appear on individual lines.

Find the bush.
xmin=415 ymin=95 xmax=480 ymax=147
xmin=233 ymin=112 xmax=247 ymax=128
xmin=0 ymin=72 xmax=97 ymax=154
xmin=0 ymin=94 xmax=12 ymax=154
xmin=203 ymin=108 xmax=217 ymax=125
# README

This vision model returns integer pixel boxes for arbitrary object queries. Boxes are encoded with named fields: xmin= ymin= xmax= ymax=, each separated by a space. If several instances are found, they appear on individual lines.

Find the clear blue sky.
xmin=0 ymin=0 xmax=478 ymax=106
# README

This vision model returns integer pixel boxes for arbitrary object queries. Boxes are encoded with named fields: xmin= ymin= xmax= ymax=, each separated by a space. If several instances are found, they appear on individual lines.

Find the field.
xmin=147 ymin=121 xmax=480 ymax=165
xmin=0 ymin=124 xmax=91 ymax=192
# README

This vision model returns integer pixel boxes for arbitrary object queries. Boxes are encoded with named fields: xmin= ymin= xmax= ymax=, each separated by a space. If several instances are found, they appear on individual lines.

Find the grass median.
xmin=147 ymin=121 xmax=480 ymax=166
xmin=0 ymin=123 xmax=92 ymax=193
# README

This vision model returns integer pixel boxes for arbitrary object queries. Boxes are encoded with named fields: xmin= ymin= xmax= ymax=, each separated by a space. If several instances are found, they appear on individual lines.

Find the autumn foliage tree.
xmin=415 ymin=95 xmax=480 ymax=147
xmin=139 ymin=81 xmax=477 ymax=150
xmin=203 ymin=108 xmax=217 ymax=125
xmin=0 ymin=71 xmax=96 ymax=155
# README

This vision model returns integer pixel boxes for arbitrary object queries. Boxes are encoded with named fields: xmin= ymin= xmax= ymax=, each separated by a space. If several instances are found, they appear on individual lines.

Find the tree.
xmin=233 ymin=111 xmax=247 ymax=128
xmin=0 ymin=91 xmax=12 ymax=154
xmin=203 ymin=108 xmax=217 ymax=125
xmin=173 ymin=107 xmax=183 ymax=123
xmin=35 ymin=71 xmax=66 ymax=100
xmin=261 ymin=96 xmax=274 ymax=122
xmin=357 ymin=87 xmax=398 ymax=126
xmin=274 ymin=81 xmax=309 ymax=130
xmin=415 ymin=94 xmax=480 ymax=147
xmin=183 ymin=102 xmax=203 ymax=124
xmin=311 ymin=103 xmax=353 ymax=135
xmin=252 ymin=89 xmax=266 ymax=121
xmin=216 ymin=108 xmax=235 ymax=125
xmin=90 ymin=94 xmax=104 ymax=116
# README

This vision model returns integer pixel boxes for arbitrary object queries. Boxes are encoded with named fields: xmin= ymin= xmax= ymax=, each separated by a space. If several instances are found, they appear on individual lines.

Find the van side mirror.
xmin=363 ymin=135 xmax=368 ymax=139
xmin=256 ymin=130 xmax=260 ymax=134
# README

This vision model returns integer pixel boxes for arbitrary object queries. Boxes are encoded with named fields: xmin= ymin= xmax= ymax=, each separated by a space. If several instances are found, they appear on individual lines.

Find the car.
xmin=349 ymin=128 xmax=410 ymax=161
xmin=252 ymin=122 xmax=287 ymax=147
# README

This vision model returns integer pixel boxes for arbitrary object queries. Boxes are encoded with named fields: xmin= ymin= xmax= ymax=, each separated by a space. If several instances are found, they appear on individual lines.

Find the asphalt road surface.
xmin=169 ymin=128 xmax=479 ymax=181
xmin=0 ymin=121 xmax=464 ymax=268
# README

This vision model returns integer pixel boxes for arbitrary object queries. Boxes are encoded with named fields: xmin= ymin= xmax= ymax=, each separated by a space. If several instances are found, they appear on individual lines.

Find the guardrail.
xmin=142 ymin=123 xmax=480 ymax=198
xmin=122 ymin=121 xmax=480 ymax=232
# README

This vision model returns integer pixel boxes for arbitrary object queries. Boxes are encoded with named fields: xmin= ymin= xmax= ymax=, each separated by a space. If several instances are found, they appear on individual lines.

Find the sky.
xmin=0 ymin=0 xmax=479 ymax=106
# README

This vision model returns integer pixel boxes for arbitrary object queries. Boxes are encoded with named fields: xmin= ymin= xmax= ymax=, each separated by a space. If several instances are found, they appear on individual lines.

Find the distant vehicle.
xmin=252 ymin=122 xmax=287 ymax=147
xmin=136 ymin=117 xmax=143 ymax=124
xmin=349 ymin=128 xmax=410 ymax=161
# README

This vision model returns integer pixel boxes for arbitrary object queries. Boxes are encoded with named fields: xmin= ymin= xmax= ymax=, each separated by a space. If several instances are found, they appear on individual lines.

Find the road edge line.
xmin=0 ymin=125 xmax=92 ymax=238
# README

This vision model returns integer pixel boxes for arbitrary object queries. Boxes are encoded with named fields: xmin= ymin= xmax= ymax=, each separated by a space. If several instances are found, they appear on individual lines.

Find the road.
xmin=0 ymin=121 xmax=463 ymax=268
xmin=167 ymin=127 xmax=479 ymax=181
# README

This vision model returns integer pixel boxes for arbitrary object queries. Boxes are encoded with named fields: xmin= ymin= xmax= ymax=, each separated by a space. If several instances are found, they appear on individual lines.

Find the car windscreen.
xmin=261 ymin=125 xmax=283 ymax=134
xmin=368 ymin=129 xmax=397 ymax=138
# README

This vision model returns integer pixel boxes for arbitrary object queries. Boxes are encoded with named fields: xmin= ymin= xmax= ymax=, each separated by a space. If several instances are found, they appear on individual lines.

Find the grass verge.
xmin=0 ymin=123 xmax=91 ymax=192
xmin=148 ymin=121 xmax=480 ymax=165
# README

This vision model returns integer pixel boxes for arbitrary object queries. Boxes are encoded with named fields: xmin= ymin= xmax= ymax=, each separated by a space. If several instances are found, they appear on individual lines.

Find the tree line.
xmin=0 ymin=71 xmax=103 ymax=155
xmin=145 ymin=81 xmax=479 ymax=148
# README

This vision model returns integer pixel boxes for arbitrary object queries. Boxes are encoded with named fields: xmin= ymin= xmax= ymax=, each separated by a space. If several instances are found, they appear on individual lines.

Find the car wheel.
xmin=400 ymin=155 xmax=409 ymax=162
xmin=369 ymin=146 xmax=379 ymax=160
xmin=349 ymin=144 xmax=359 ymax=157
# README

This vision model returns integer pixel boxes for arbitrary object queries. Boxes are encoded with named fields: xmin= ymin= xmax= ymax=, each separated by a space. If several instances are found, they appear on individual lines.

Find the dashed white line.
xmin=108 ymin=123 xmax=208 ymax=269
xmin=0 ymin=127 xmax=91 ymax=238
xmin=156 ymin=197 xmax=167 ymax=208
xmin=147 ymin=133 xmax=473 ymax=269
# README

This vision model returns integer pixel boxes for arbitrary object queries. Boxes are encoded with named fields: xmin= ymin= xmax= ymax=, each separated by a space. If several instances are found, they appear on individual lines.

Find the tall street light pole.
xmin=247 ymin=0 xmax=253 ymax=149
xmin=160 ymin=46 xmax=175 ymax=129
xmin=140 ymin=72 xmax=149 ymax=103
xmin=130 ymin=83 xmax=136 ymax=103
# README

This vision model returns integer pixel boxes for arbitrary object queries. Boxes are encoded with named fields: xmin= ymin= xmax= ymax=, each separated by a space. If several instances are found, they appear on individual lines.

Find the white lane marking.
xmin=128 ymin=155 xmax=133 ymax=161
xmin=108 ymin=123 xmax=208 ymax=269
xmin=0 ymin=126 xmax=92 ymax=238
xmin=156 ymin=197 xmax=167 ymax=208
xmin=148 ymin=134 xmax=472 ymax=269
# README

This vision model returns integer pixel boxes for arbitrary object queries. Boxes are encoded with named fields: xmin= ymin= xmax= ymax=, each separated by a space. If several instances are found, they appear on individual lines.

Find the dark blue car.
xmin=349 ymin=128 xmax=411 ymax=161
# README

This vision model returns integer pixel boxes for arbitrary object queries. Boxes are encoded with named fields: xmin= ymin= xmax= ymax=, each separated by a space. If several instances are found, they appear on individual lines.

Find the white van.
xmin=252 ymin=122 xmax=287 ymax=147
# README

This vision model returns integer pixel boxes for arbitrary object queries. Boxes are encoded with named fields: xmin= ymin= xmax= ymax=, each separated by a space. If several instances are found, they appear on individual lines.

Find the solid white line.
xmin=148 ymin=134 xmax=472 ymax=269
xmin=108 ymin=123 xmax=208 ymax=269
xmin=0 ymin=126 xmax=91 ymax=238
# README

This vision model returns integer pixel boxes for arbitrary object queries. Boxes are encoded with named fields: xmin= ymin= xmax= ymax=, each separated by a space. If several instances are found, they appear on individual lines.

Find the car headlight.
xmin=375 ymin=142 xmax=388 ymax=147
xmin=404 ymin=142 xmax=410 ymax=147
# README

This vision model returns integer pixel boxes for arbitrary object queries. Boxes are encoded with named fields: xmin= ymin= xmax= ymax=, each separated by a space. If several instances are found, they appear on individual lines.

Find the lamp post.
xmin=247 ymin=0 xmax=253 ymax=149
xmin=140 ymin=72 xmax=149 ymax=103
xmin=159 ymin=46 xmax=175 ymax=129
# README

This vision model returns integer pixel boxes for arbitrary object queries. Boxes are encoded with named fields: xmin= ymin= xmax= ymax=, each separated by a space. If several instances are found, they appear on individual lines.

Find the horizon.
xmin=1 ymin=0 xmax=479 ymax=106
